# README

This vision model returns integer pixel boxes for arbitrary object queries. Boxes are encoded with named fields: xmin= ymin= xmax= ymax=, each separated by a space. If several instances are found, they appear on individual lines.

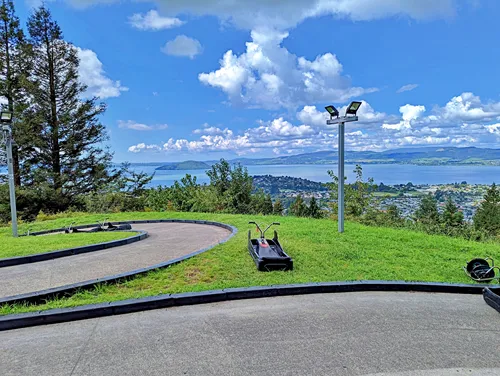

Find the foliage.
xmin=84 ymin=192 xmax=144 ymax=213
xmin=273 ymin=199 xmax=284 ymax=216
xmin=327 ymin=164 xmax=375 ymax=218
xmin=289 ymin=194 xmax=307 ymax=217
xmin=414 ymin=193 xmax=440 ymax=225
xmin=307 ymin=196 xmax=324 ymax=219
xmin=442 ymin=197 xmax=464 ymax=227
xmin=474 ymin=183 xmax=500 ymax=236
xmin=206 ymin=159 xmax=254 ymax=214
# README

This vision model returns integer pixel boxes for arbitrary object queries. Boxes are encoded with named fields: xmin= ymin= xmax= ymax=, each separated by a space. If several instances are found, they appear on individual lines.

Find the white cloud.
xmin=118 ymin=120 xmax=169 ymax=131
xmin=382 ymin=104 xmax=426 ymax=131
xmin=128 ymin=93 xmax=500 ymax=156
xmin=161 ymin=35 xmax=203 ymax=59
xmin=128 ymin=143 xmax=162 ymax=153
xmin=77 ymin=48 xmax=128 ymax=99
xmin=397 ymin=84 xmax=419 ymax=93
xmin=193 ymin=124 xmax=233 ymax=136
xmin=485 ymin=123 xmax=500 ymax=136
xmin=199 ymin=29 xmax=377 ymax=109
xmin=129 ymin=10 xmax=184 ymax=31
xmin=428 ymin=92 xmax=500 ymax=124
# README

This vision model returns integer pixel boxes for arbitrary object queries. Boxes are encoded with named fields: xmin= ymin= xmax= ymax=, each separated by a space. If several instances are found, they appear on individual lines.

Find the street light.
xmin=326 ymin=101 xmax=362 ymax=233
xmin=1 ymin=110 xmax=18 ymax=237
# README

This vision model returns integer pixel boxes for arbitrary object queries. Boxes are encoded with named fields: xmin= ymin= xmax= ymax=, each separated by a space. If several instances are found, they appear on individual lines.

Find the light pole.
xmin=1 ymin=111 xmax=18 ymax=237
xmin=326 ymin=101 xmax=362 ymax=233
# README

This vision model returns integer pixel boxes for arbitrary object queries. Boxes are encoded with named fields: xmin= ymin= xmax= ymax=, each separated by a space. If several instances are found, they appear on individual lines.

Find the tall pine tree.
xmin=0 ymin=0 xmax=30 ymax=185
xmin=26 ymin=6 xmax=115 ymax=208
xmin=442 ymin=196 xmax=463 ymax=227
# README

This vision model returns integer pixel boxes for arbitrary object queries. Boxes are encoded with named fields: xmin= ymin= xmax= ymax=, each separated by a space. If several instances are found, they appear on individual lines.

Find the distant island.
xmin=128 ymin=146 xmax=500 ymax=169
xmin=155 ymin=160 xmax=210 ymax=171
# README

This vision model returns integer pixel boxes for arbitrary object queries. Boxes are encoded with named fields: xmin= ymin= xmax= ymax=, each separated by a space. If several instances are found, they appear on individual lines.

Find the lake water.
xmin=131 ymin=164 xmax=499 ymax=187
xmin=2 ymin=164 xmax=498 ymax=186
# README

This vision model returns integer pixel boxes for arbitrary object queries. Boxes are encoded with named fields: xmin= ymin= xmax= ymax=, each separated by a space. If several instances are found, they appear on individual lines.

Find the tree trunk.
xmin=46 ymin=36 xmax=60 ymax=189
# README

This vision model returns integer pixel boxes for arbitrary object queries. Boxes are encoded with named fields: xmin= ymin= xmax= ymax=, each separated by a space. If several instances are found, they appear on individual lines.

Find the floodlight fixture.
xmin=325 ymin=105 xmax=339 ymax=118
xmin=346 ymin=101 xmax=362 ymax=116
xmin=0 ymin=111 xmax=13 ymax=123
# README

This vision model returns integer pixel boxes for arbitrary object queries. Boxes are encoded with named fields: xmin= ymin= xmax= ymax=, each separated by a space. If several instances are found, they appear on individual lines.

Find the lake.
xmin=2 ymin=164 xmax=498 ymax=186
xmin=130 ymin=164 xmax=499 ymax=187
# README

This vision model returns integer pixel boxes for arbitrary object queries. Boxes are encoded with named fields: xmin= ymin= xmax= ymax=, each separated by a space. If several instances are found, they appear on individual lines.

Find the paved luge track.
xmin=1 ymin=292 xmax=499 ymax=375
xmin=0 ymin=223 xmax=231 ymax=299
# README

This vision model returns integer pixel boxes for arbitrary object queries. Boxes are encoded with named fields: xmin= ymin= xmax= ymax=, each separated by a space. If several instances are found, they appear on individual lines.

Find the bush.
xmin=84 ymin=192 xmax=144 ymax=213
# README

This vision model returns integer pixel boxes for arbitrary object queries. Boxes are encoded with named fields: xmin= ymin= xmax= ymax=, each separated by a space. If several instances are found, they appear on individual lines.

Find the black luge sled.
xmin=463 ymin=257 xmax=500 ymax=283
xmin=247 ymin=222 xmax=293 ymax=272
xmin=65 ymin=221 xmax=132 ymax=234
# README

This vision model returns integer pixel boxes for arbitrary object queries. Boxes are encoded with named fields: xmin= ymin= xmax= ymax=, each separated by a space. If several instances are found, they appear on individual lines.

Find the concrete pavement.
xmin=1 ymin=292 xmax=499 ymax=375
xmin=0 ymin=223 xmax=231 ymax=299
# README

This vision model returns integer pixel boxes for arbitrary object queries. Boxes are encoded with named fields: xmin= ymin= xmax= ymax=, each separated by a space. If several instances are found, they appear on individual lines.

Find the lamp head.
xmin=325 ymin=105 xmax=339 ymax=118
xmin=0 ymin=111 xmax=13 ymax=123
xmin=346 ymin=101 xmax=362 ymax=116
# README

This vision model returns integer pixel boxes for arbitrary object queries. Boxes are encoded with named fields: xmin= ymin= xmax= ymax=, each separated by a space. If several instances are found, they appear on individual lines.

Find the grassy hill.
xmin=1 ymin=211 xmax=499 ymax=315
xmin=155 ymin=160 xmax=210 ymax=171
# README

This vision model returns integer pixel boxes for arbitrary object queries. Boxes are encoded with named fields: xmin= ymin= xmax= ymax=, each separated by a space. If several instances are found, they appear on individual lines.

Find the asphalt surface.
xmin=0 ymin=223 xmax=231 ymax=299
xmin=1 ymin=292 xmax=499 ymax=376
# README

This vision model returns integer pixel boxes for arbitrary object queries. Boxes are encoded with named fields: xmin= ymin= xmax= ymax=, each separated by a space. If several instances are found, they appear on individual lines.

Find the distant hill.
xmin=129 ymin=147 xmax=500 ymax=169
xmin=155 ymin=160 xmax=210 ymax=171
xmin=226 ymin=147 xmax=500 ymax=166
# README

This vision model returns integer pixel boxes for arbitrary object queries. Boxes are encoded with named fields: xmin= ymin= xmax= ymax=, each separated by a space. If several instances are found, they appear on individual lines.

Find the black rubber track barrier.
xmin=483 ymin=287 xmax=500 ymax=313
xmin=0 ymin=281 xmax=498 ymax=331
xmin=0 ymin=230 xmax=148 ymax=268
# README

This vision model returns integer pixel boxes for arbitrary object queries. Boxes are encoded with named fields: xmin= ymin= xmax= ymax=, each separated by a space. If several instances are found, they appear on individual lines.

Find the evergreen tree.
xmin=307 ymin=196 xmax=323 ymax=218
xmin=442 ymin=196 xmax=463 ymax=227
xmin=474 ymin=183 xmax=500 ymax=235
xmin=414 ymin=193 xmax=440 ymax=224
xmin=290 ymin=194 xmax=307 ymax=217
xmin=25 ymin=6 xmax=115 ymax=208
xmin=0 ymin=0 xmax=30 ymax=185
xmin=262 ymin=194 xmax=273 ymax=215
xmin=273 ymin=199 xmax=284 ymax=216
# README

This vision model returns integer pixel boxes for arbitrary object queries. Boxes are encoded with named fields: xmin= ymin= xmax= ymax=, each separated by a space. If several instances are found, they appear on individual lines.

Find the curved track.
xmin=1 ymin=292 xmax=499 ymax=375
xmin=0 ymin=223 xmax=231 ymax=299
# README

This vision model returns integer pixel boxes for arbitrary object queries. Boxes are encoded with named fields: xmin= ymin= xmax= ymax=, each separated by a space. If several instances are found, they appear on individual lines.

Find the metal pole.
xmin=338 ymin=121 xmax=345 ymax=233
xmin=4 ymin=126 xmax=18 ymax=237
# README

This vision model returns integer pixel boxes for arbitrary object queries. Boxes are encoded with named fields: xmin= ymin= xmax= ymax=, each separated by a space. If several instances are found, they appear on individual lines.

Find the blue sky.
xmin=15 ymin=0 xmax=500 ymax=162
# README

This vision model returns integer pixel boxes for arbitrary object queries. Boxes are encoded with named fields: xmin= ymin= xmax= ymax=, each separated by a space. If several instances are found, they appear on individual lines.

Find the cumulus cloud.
xmin=129 ymin=10 xmax=184 ymax=31
xmin=382 ymin=104 xmax=426 ymax=131
xmin=161 ymin=35 xmax=203 ymax=59
xmin=199 ymin=29 xmax=377 ymax=109
xmin=427 ymin=92 xmax=500 ymax=124
xmin=397 ymin=84 xmax=419 ymax=93
xmin=118 ymin=120 xmax=169 ymax=131
xmin=77 ymin=48 xmax=128 ymax=99
xmin=128 ymin=143 xmax=162 ymax=153
xmin=127 ymin=93 xmax=500 ymax=156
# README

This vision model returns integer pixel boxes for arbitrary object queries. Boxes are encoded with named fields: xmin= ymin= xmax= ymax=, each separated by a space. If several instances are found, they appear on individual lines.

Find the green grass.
xmin=0 ymin=221 xmax=133 ymax=259
xmin=1 ymin=211 xmax=499 ymax=315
